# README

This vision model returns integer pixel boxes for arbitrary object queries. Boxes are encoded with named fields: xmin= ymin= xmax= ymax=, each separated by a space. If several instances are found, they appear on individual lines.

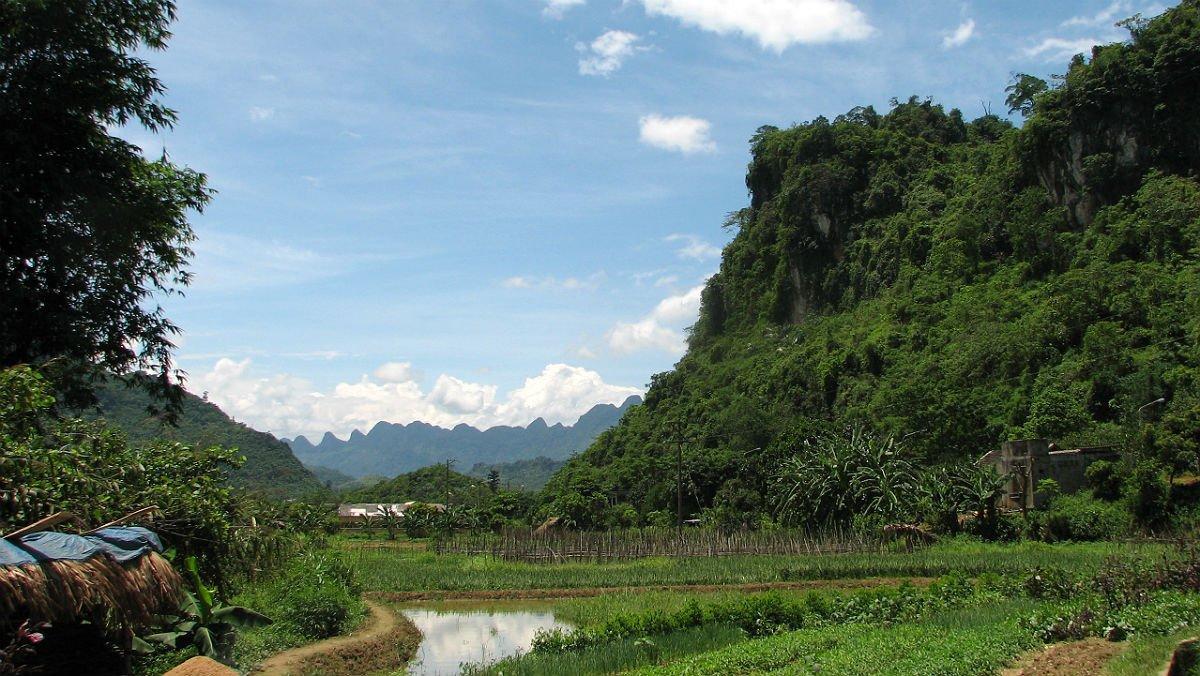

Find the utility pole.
xmin=666 ymin=420 xmax=684 ymax=538
xmin=676 ymin=433 xmax=684 ymax=539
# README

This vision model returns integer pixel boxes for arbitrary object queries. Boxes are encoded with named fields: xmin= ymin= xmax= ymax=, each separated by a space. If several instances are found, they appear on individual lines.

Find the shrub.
xmin=1042 ymin=493 xmax=1131 ymax=541
xmin=272 ymin=550 xmax=365 ymax=640
xmin=1086 ymin=460 xmax=1124 ymax=501
xmin=1127 ymin=460 xmax=1171 ymax=530
xmin=277 ymin=583 xmax=358 ymax=640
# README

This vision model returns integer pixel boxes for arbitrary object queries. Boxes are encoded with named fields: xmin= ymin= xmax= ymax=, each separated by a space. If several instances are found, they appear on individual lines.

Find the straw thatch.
xmin=533 ymin=516 xmax=564 ymax=536
xmin=0 ymin=550 xmax=182 ymax=629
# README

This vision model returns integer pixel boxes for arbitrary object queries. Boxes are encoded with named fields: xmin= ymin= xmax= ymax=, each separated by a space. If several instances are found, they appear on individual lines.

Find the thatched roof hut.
xmin=0 ymin=524 xmax=183 ymax=630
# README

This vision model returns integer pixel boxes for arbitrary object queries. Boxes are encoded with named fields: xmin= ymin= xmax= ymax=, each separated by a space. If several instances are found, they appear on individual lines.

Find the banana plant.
xmin=138 ymin=557 xmax=271 ymax=664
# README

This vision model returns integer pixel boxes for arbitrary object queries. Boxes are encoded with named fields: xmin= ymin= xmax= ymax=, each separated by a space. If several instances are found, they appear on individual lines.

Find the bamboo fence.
xmin=433 ymin=526 xmax=885 ymax=563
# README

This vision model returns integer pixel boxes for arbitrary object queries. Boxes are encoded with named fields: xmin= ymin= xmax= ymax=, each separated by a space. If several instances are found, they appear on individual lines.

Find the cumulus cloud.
xmin=942 ymin=19 xmax=976 ymax=48
xmin=543 ymin=0 xmax=585 ymax=18
xmin=428 ymin=375 xmax=496 ymax=414
xmin=578 ymin=30 xmax=643 ymax=77
xmin=639 ymin=114 xmax=716 ymax=154
xmin=607 ymin=284 xmax=704 ymax=354
xmin=1025 ymin=37 xmax=1103 ymax=61
xmin=189 ymin=359 xmax=640 ymax=440
xmin=636 ymin=0 xmax=874 ymax=52
xmin=248 ymin=106 xmax=275 ymax=121
xmin=373 ymin=361 xmax=415 ymax=383
xmin=665 ymin=234 xmax=721 ymax=261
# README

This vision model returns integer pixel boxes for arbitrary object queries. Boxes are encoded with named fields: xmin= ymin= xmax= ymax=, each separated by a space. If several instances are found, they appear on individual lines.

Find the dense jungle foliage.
xmin=541 ymin=1 xmax=1200 ymax=529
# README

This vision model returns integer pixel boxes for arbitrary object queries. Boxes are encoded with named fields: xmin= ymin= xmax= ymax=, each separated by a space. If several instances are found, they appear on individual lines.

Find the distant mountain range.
xmin=287 ymin=396 xmax=642 ymax=478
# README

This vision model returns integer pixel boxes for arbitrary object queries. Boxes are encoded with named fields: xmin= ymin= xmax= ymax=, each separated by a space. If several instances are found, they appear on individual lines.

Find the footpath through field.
xmin=254 ymin=599 xmax=418 ymax=675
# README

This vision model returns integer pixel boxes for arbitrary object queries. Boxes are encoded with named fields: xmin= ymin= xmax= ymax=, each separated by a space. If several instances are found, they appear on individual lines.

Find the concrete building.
xmin=978 ymin=438 xmax=1120 ymax=510
xmin=336 ymin=501 xmax=446 ymax=525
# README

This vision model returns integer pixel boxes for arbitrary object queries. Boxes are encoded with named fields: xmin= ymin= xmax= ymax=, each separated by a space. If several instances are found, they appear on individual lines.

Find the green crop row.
xmin=341 ymin=538 xmax=1161 ymax=592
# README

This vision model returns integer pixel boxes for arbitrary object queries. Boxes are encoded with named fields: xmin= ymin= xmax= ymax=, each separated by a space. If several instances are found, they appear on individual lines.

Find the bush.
xmin=1086 ymin=460 xmax=1124 ymax=501
xmin=277 ymin=583 xmax=359 ymax=640
xmin=1127 ymin=460 xmax=1171 ymax=530
xmin=1042 ymin=493 xmax=1131 ymax=541
xmin=270 ymin=550 xmax=365 ymax=640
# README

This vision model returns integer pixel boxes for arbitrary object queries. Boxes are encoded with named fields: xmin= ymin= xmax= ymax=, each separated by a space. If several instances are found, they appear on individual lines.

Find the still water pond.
xmin=403 ymin=606 xmax=572 ymax=675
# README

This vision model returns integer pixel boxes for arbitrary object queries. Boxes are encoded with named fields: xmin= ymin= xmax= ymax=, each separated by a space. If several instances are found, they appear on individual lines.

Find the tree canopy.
xmin=0 ymin=0 xmax=210 ymax=408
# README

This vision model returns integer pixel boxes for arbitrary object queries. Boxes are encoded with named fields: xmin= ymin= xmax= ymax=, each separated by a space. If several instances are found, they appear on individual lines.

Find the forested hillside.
xmin=94 ymin=382 xmax=322 ymax=497
xmin=468 ymin=456 xmax=565 ymax=491
xmin=542 ymin=3 xmax=1200 ymax=527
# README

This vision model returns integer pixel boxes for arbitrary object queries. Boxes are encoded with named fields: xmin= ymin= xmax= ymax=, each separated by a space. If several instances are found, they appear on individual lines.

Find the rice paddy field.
xmin=320 ymin=536 xmax=1200 ymax=675
xmin=339 ymin=536 xmax=1163 ymax=593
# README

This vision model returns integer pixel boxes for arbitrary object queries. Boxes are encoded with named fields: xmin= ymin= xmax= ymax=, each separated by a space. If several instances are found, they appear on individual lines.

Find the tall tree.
xmin=0 ymin=0 xmax=210 ymax=408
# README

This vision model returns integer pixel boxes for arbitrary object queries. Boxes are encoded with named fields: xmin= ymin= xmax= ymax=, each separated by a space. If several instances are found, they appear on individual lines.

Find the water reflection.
xmin=403 ymin=607 xmax=571 ymax=675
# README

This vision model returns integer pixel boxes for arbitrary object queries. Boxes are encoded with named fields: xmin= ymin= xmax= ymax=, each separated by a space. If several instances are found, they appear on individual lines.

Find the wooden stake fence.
xmin=433 ymin=527 xmax=884 ymax=563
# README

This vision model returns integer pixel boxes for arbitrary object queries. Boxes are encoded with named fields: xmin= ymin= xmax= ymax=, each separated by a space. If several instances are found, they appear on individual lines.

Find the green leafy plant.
xmin=140 ymin=557 xmax=271 ymax=664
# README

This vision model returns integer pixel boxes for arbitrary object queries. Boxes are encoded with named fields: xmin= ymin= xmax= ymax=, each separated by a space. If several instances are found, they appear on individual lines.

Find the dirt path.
xmin=254 ymin=599 xmax=419 ymax=676
xmin=371 ymin=575 xmax=932 ymax=602
xmin=1001 ymin=638 xmax=1127 ymax=676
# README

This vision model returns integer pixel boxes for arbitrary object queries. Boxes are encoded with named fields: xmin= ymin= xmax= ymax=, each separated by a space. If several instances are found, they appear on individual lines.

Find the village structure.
xmin=978 ymin=438 xmax=1120 ymax=510
xmin=336 ymin=501 xmax=446 ymax=526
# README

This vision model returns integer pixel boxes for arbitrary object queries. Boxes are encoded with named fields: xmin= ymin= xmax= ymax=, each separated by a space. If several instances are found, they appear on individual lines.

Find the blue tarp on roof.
xmin=1 ymin=527 xmax=165 ymax=567
xmin=0 ymin=539 xmax=37 ymax=566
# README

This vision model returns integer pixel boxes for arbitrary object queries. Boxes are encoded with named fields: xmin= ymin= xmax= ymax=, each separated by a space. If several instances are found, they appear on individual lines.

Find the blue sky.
xmin=131 ymin=0 xmax=1162 ymax=440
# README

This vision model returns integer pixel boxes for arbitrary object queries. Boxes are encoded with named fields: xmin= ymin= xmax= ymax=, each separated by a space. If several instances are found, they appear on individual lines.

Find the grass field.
xmin=340 ymin=536 xmax=1161 ymax=593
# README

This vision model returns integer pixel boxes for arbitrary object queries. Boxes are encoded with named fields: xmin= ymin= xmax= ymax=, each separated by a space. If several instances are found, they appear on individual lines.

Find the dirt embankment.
xmin=1001 ymin=638 xmax=1127 ymax=676
xmin=253 ymin=599 xmax=420 ymax=676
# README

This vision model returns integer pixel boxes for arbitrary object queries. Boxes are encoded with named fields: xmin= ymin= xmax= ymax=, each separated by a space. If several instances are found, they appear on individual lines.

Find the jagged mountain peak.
xmin=288 ymin=399 xmax=639 ymax=478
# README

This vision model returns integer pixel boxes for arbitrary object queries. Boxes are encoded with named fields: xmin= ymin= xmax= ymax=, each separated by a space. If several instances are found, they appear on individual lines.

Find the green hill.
xmin=94 ymin=382 xmax=322 ymax=498
xmin=345 ymin=464 xmax=484 ymax=504
xmin=468 ymin=456 xmax=565 ymax=491
xmin=542 ymin=2 xmax=1200 ymax=527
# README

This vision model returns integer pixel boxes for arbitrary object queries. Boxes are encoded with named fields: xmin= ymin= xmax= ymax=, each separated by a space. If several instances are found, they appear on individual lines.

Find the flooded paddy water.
xmin=401 ymin=600 xmax=572 ymax=675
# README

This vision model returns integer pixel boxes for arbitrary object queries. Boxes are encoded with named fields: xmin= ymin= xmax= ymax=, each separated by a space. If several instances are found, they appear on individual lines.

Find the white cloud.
xmin=1062 ymin=1 xmax=1128 ymax=27
xmin=248 ymin=106 xmax=275 ymax=121
xmin=942 ymin=19 xmax=975 ymax=49
xmin=665 ymin=234 xmax=721 ymax=261
xmin=502 ymin=272 xmax=605 ymax=290
xmin=639 ymin=114 xmax=716 ymax=154
xmin=190 ymin=359 xmax=641 ymax=439
xmin=1025 ymin=37 xmax=1103 ymax=61
xmin=543 ymin=0 xmax=585 ymax=18
xmin=428 ymin=375 xmax=496 ymax=414
xmin=374 ymin=361 xmax=415 ymax=383
xmin=607 ymin=284 xmax=704 ymax=355
xmin=636 ymin=0 xmax=874 ymax=52
xmin=578 ymin=30 xmax=643 ymax=77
